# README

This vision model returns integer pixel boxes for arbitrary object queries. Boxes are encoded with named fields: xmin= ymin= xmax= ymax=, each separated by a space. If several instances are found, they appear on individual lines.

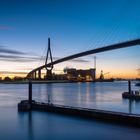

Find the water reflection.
xmin=1 ymin=82 xmax=140 ymax=140
xmin=31 ymin=81 xmax=140 ymax=114
xmin=46 ymin=84 xmax=52 ymax=104
xmin=1 ymin=81 xmax=140 ymax=115
xmin=85 ymin=82 xmax=91 ymax=103
xmin=18 ymin=111 xmax=34 ymax=140
xmin=28 ymin=111 xmax=34 ymax=140
xmin=77 ymin=83 xmax=82 ymax=106
xmin=129 ymin=99 xmax=132 ymax=114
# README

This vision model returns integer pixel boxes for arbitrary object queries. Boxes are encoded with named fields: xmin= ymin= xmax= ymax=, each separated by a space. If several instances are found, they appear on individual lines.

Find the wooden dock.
xmin=122 ymin=92 xmax=140 ymax=100
xmin=18 ymin=80 xmax=140 ymax=127
xmin=18 ymin=100 xmax=140 ymax=127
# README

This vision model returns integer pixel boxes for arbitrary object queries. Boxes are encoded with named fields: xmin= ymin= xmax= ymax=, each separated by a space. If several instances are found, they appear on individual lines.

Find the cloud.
xmin=0 ymin=54 xmax=39 ymax=62
xmin=0 ymin=45 xmax=40 ymax=62
xmin=0 ymin=45 xmax=89 ymax=63
xmin=0 ymin=54 xmax=89 ymax=63
xmin=51 ymin=57 xmax=89 ymax=63
xmin=0 ymin=46 xmax=26 ymax=55
xmin=18 ymin=67 xmax=35 ymax=71
xmin=39 ymin=57 xmax=89 ymax=63
xmin=0 ymin=71 xmax=27 ymax=75
xmin=70 ymin=58 xmax=89 ymax=63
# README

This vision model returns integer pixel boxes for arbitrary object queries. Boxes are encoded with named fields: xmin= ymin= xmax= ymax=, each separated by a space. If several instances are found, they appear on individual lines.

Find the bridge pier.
xmin=34 ymin=73 xmax=35 ymax=79
xmin=46 ymin=69 xmax=52 ymax=80
xmin=32 ymin=72 xmax=36 ymax=80
xmin=30 ymin=74 xmax=33 ymax=79
xmin=38 ymin=69 xmax=41 ymax=80
xmin=45 ymin=38 xmax=53 ymax=80
xmin=35 ymin=72 xmax=37 ymax=80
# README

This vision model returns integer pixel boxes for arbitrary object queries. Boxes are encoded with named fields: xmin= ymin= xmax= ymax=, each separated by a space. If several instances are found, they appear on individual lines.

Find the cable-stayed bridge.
xmin=27 ymin=38 xmax=140 ymax=79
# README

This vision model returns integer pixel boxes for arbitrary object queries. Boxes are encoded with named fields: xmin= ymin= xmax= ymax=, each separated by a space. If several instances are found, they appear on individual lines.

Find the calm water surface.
xmin=32 ymin=81 xmax=140 ymax=114
xmin=0 ymin=81 xmax=140 ymax=140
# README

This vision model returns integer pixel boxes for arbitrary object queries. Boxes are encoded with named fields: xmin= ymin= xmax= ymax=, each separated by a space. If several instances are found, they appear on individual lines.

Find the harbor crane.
xmin=99 ymin=70 xmax=110 ymax=80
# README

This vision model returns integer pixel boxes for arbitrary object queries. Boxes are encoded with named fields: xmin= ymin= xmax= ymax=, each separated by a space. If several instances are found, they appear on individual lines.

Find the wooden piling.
xmin=29 ymin=81 xmax=32 ymax=104
xmin=128 ymin=80 xmax=131 ymax=94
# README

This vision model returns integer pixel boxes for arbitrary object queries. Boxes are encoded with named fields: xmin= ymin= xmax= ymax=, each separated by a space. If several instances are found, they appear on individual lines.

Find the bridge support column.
xmin=34 ymin=71 xmax=37 ymax=80
xmin=30 ymin=74 xmax=33 ymax=80
xmin=45 ymin=38 xmax=53 ymax=80
xmin=38 ymin=69 xmax=41 ymax=80
xmin=46 ymin=69 xmax=52 ymax=80
xmin=32 ymin=72 xmax=36 ymax=80
xmin=32 ymin=73 xmax=35 ymax=79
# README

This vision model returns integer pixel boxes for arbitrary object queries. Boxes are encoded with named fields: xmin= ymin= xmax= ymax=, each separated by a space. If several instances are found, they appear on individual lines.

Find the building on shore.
xmin=66 ymin=68 xmax=96 ymax=81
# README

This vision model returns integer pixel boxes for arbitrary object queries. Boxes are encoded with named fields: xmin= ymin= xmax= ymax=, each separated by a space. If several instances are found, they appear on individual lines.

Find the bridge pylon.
xmin=45 ymin=38 xmax=53 ymax=80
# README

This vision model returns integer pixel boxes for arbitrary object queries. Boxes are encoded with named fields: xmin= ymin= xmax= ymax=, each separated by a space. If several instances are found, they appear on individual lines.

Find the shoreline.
xmin=0 ymin=79 xmax=139 ymax=84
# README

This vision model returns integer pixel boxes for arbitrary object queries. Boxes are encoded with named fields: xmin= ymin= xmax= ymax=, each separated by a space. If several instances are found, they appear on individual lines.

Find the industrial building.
xmin=66 ymin=68 xmax=96 ymax=81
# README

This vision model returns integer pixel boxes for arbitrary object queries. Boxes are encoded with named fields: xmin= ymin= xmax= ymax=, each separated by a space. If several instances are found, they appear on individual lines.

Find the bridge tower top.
xmin=45 ymin=38 xmax=53 ymax=70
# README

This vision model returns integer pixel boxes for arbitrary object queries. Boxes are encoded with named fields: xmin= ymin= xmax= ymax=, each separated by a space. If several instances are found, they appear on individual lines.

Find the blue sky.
xmin=0 ymin=0 xmax=140 ymax=78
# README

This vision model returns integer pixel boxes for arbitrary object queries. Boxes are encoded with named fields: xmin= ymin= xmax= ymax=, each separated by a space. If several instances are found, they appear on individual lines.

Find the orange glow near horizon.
xmin=0 ymin=54 xmax=139 ymax=79
xmin=0 ymin=69 xmax=139 ymax=79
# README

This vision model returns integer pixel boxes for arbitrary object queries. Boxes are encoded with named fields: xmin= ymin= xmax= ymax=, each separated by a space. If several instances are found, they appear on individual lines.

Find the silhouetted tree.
xmin=13 ymin=76 xmax=24 ymax=81
xmin=4 ymin=76 xmax=12 ymax=81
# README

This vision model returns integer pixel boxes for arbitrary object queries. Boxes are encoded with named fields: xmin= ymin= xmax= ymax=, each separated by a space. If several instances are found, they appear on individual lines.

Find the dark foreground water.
xmin=0 ymin=81 xmax=140 ymax=140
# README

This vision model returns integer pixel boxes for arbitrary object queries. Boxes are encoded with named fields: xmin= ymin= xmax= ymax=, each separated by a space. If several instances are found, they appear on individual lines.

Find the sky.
xmin=0 ymin=0 xmax=140 ymax=79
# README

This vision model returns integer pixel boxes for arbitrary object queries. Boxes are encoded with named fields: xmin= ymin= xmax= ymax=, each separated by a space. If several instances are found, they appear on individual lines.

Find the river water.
xmin=0 ymin=81 xmax=140 ymax=140
xmin=32 ymin=81 xmax=140 ymax=114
